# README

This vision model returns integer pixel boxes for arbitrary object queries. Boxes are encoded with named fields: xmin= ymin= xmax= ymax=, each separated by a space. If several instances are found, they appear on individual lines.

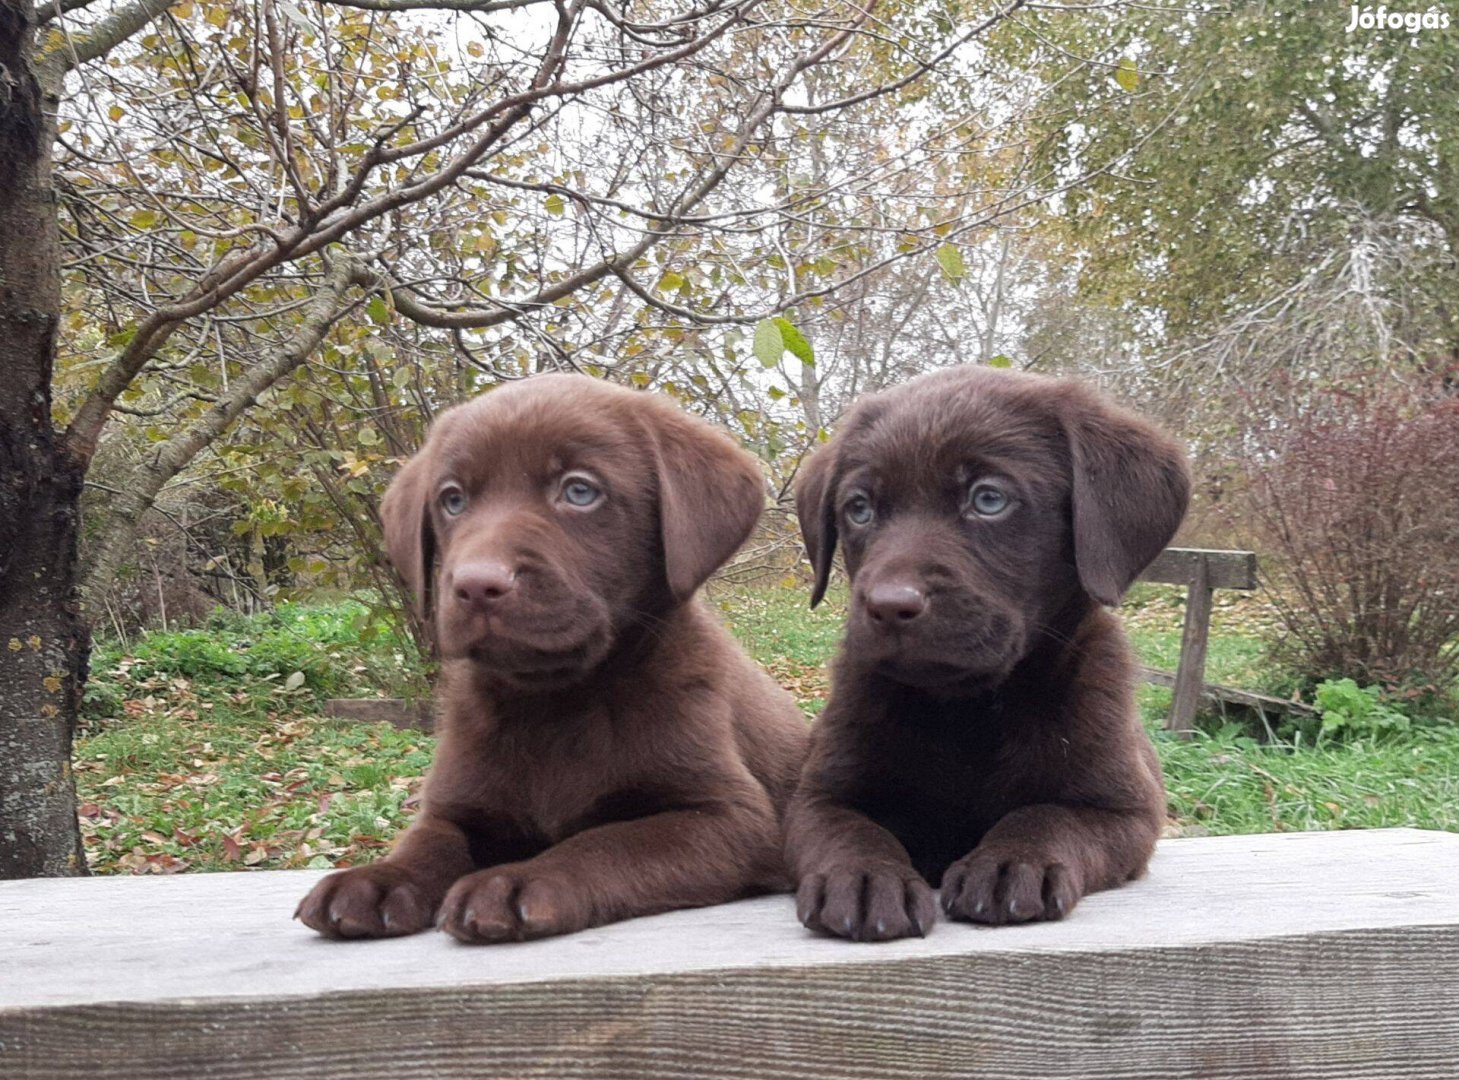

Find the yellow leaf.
xmin=1115 ymin=58 xmax=1139 ymax=93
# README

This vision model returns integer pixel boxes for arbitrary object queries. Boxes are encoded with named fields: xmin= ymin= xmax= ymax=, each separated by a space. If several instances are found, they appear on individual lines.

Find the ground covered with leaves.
xmin=76 ymin=589 xmax=1459 ymax=875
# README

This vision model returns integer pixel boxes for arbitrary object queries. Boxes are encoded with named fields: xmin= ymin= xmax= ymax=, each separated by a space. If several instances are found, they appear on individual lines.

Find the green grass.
xmin=1155 ymin=727 xmax=1459 ymax=834
xmin=74 ymin=587 xmax=1458 ymax=874
xmin=714 ymin=585 xmax=847 ymax=716
xmin=76 ymin=599 xmax=429 ymax=873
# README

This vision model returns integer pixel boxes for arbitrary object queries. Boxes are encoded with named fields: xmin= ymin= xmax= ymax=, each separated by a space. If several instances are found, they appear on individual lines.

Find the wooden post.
xmin=1166 ymin=553 xmax=1212 ymax=736
xmin=2 ymin=829 xmax=1459 ymax=1079
xmin=1137 ymin=548 xmax=1257 ymax=736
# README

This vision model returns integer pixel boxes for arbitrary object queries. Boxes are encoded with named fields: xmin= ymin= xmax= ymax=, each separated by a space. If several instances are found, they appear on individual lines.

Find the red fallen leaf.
xmin=78 ymin=803 xmax=101 ymax=818
xmin=173 ymin=828 xmax=200 ymax=847
xmin=221 ymin=834 xmax=242 ymax=862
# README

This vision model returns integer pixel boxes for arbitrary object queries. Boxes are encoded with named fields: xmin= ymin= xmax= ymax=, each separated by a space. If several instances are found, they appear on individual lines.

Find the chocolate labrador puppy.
xmin=297 ymin=374 xmax=807 ymax=943
xmin=786 ymin=366 xmax=1188 ymax=940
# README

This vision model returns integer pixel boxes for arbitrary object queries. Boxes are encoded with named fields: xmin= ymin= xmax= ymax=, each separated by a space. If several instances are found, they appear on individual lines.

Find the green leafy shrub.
xmin=79 ymin=672 xmax=127 ymax=727
xmin=129 ymin=630 xmax=247 ymax=680
xmin=82 ymin=599 xmax=427 ymax=728
xmin=1311 ymin=678 xmax=1411 ymax=741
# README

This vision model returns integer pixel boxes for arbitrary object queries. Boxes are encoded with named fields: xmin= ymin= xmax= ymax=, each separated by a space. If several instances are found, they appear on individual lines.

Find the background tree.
xmin=3 ymin=0 xmax=1170 ymax=877
xmin=1025 ymin=0 xmax=1459 ymax=371
xmin=1 ymin=0 xmax=90 ymax=877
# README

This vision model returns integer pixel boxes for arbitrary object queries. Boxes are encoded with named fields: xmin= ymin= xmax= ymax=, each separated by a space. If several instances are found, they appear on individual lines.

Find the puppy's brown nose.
xmin=863 ymin=583 xmax=928 ymax=624
xmin=452 ymin=561 xmax=517 ymax=611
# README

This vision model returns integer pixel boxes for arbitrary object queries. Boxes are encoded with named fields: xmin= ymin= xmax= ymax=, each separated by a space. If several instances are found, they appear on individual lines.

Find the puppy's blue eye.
xmin=441 ymin=488 xmax=467 ymax=516
xmin=562 ymin=477 xmax=602 ymax=507
xmin=845 ymin=494 xmax=874 ymax=526
xmin=969 ymin=484 xmax=1009 ymax=517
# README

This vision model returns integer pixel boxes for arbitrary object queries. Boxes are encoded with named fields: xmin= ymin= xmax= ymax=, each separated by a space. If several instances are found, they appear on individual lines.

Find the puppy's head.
xmin=382 ymin=374 xmax=765 ymax=691
xmin=796 ymin=367 xmax=1189 ymax=691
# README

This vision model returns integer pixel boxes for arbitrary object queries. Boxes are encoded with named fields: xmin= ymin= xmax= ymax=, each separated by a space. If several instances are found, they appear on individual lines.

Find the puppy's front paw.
xmin=941 ymin=847 xmax=1081 ymax=926
xmin=438 ymin=865 xmax=591 ymax=944
xmin=295 ymin=863 xmax=436 ymax=939
xmin=796 ymin=864 xmax=936 ymax=942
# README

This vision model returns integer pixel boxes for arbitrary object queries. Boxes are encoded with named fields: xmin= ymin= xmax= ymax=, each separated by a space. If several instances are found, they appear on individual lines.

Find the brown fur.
xmin=297 ymin=374 xmax=807 ymax=943
xmin=785 ymin=366 xmax=1189 ymax=941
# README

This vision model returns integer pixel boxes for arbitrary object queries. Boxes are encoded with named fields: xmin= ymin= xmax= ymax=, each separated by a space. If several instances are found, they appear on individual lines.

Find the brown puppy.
xmin=297 ymin=374 xmax=808 ymax=943
xmin=785 ymin=366 xmax=1188 ymax=941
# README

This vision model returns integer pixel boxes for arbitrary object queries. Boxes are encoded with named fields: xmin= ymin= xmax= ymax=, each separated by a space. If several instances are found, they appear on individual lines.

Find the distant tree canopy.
xmin=1029 ymin=1 xmax=1459 ymax=341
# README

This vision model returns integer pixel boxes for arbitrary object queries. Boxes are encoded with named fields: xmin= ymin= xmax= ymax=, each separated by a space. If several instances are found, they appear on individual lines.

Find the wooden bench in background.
xmin=1136 ymin=547 xmax=1311 ymax=736
xmin=3 ymin=828 xmax=1458 ymax=1078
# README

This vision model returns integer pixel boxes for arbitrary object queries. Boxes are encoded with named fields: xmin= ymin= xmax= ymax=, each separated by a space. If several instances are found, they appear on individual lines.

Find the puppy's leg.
xmin=941 ymin=803 xmax=1160 ymax=926
xmin=295 ymin=814 xmax=475 ymax=939
xmin=437 ymin=795 xmax=780 ymax=944
xmin=785 ymin=791 xmax=937 ymax=943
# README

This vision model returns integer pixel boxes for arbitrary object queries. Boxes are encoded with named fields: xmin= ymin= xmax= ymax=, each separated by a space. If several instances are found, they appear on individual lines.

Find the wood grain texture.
xmin=1167 ymin=556 xmax=1214 ymax=735
xmin=2 ymin=829 xmax=1458 ymax=1080
xmin=1139 ymin=548 xmax=1258 ymax=591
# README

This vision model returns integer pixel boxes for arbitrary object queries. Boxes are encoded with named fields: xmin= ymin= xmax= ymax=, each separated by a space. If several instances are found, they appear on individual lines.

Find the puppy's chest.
xmin=490 ymin=721 xmax=629 ymax=833
xmin=860 ymin=708 xmax=1071 ymax=814
xmin=451 ymin=700 xmax=691 ymax=841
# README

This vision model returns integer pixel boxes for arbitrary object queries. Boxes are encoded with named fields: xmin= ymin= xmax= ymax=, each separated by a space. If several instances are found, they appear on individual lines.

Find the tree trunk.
xmin=0 ymin=0 xmax=87 ymax=878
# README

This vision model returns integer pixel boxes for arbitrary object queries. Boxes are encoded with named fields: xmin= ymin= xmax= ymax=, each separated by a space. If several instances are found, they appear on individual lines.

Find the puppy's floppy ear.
xmin=794 ymin=441 xmax=839 ymax=608
xmin=379 ymin=451 xmax=436 ymax=620
xmin=1063 ymin=388 xmax=1190 ymax=607
xmin=648 ymin=407 xmax=766 ymax=602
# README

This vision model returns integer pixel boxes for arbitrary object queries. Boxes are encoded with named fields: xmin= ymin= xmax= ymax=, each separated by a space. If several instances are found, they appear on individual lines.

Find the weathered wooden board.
xmin=1139 ymin=548 xmax=1259 ymax=591
xmin=1166 ymin=552 xmax=1214 ymax=735
xmin=323 ymin=697 xmax=434 ymax=732
xmin=2 ymin=829 xmax=1458 ymax=1080
xmin=1140 ymin=666 xmax=1314 ymax=718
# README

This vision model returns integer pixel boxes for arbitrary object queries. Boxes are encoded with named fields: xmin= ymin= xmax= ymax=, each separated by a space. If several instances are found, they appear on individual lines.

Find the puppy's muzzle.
xmin=451 ymin=560 xmax=518 ymax=613
xmin=862 ymin=582 xmax=928 ymax=624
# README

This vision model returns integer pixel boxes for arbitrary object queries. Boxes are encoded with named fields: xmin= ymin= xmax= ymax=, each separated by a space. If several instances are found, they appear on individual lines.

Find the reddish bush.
xmin=1236 ymin=373 xmax=1459 ymax=699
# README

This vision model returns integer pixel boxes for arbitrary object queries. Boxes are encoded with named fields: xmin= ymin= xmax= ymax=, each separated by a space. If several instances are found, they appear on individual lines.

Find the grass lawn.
xmin=74 ymin=586 xmax=1459 ymax=875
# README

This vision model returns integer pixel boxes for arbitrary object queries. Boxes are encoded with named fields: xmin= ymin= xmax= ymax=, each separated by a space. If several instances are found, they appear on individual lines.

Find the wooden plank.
xmin=1141 ymin=666 xmax=1314 ymax=720
xmin=3 ymin=829 xmax=1459 ymax=1079
xmin=1140 ymin=548 xmax=1258 ymax=590
xmin=1166 ymin=555 xmax=1213 ymax=735
xmin=323 ymin=698 xmax=434 ymax=732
